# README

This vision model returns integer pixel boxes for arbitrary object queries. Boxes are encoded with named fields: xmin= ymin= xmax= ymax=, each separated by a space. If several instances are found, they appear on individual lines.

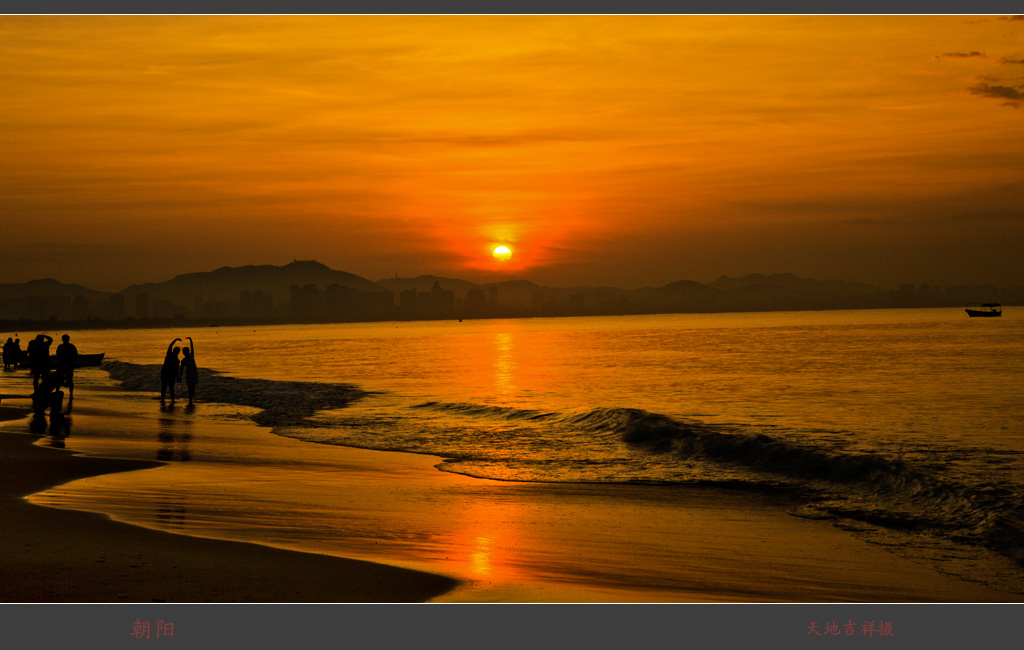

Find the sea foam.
xmin=103 ymin=360 xmax=366 ymax=428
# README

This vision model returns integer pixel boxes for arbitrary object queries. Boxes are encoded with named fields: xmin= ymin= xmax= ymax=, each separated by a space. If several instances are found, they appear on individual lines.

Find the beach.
xmin=1 ymin=399 xmax=1018 ymax=603
xmin=0 ymin=406 xmax=456 ymax=603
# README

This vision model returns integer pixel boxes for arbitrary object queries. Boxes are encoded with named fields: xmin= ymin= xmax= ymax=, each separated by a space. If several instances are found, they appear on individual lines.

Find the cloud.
xmin=998 ymin=15 xmax=1024 ymax=21
xmin=933 ymin=51 xmax=986 ymax=60
xmin=999 ymin=57 xmax=1024 ymax=65
xmin=847 ymin=209 xmax=1024 ymax=225
xmin=968 ymin=82 xmax=1024 ymax=101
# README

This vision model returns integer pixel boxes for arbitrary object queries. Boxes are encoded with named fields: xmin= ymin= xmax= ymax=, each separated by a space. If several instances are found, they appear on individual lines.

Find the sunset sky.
xmin=1 ymin=15 xmax=1023 ymax=291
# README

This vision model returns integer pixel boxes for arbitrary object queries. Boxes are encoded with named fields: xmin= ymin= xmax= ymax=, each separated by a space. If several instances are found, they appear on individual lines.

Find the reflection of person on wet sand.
xmin=32 ymin=369 xmax=64 ymax=416
xmin=55 ymin=334 xmax=78 ymax=405
xmin=178 ymin=336 xmax=198 ymax=405
xmin=160 ymin=338 xmax=182 ymax=403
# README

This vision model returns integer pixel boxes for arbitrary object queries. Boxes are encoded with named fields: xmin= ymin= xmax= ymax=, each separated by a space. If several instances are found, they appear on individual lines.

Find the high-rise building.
xmin=109 ymin=293 xmax=125 ymax=319
xmin=252 ymin=289 xmax=274 ymax=319
xmin=135 ymin=293 xmax=149 ymax=319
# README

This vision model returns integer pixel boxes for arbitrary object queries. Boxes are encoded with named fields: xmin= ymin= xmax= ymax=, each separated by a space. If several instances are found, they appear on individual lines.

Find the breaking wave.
xmin=409 ymin=401 xmax=1024 ymax=575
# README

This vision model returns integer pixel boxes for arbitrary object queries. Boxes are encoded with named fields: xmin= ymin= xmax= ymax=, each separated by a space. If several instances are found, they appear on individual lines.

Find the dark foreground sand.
xmin=0 ymin=407 xmax=457 ymax=603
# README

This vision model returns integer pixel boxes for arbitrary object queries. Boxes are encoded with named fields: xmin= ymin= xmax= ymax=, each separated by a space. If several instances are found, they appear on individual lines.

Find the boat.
xmin=965 ymin=303 xmax=1002 ymax=317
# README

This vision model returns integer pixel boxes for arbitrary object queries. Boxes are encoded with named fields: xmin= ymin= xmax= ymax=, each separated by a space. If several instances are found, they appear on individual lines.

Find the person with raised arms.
xmin=160 ymin=338 xmax=182 ymax=403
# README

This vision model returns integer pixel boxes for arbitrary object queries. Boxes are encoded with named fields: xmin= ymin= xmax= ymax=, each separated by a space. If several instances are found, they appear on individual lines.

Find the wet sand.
xmin=0 ymin=406 xmax=457 ymax=603
xmin=5 ymin=404 xmax=1020 ymax=603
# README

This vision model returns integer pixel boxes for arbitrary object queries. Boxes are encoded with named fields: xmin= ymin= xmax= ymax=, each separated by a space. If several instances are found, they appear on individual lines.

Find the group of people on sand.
xmin=3 ymin=332 xmax=78 ymax=415
xmin=160 ymin=337 xmax=198 ymax=404
xmin=2 ymin=336 xmax=24 ymax=370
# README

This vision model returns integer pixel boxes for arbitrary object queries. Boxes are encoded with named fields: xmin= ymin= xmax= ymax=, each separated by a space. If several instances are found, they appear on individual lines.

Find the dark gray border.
xmin=1 ymin=603 xmax=1023 ymax=647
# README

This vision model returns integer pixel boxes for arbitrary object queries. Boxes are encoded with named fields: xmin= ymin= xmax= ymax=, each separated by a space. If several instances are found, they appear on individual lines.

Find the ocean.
xmin=6 ymin=307 xmax=1024 ymax=599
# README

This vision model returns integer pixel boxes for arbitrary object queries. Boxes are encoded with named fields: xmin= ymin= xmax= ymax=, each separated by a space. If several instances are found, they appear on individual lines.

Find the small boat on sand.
xmin=965 ymin=303 xmax=1002 ymax=317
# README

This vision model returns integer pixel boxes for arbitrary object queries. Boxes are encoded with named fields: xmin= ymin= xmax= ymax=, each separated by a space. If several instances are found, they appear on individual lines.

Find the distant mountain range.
xmin=0 ymin=278 xmax=111 ymax=303
xmin=0 ymin=262 xmax=1017 ymax=325
xmin=122 ymin=260 xmax=386 ymax=305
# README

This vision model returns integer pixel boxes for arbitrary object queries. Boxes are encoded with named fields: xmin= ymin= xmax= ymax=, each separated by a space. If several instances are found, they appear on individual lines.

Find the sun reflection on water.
xmin=493 ymin=332 xmax=517 ymax=397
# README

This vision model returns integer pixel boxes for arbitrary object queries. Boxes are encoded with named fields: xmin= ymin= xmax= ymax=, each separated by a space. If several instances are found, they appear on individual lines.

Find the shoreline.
xmin=3 ymin=404 xmax=1021 ymax=603
xmin=0 ymin=407 xmax=458 ymax=603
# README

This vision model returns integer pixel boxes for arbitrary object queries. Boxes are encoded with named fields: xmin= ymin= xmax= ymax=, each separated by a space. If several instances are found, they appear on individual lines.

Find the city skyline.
xmin=1 ymin=259 xmax=1018 ymax=325
xmin=2 ymin=16 xmax=1023 ymax=292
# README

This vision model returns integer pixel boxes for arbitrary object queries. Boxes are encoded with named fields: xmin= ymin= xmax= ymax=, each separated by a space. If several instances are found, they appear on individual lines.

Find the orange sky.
xmin=1 ymin=16 xmax=1022 ymax=291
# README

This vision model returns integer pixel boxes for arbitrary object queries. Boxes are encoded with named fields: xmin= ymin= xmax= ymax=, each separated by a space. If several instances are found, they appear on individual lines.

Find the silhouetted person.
xmin=2 ymin=337 xmax=14 ymax=370
xmin=178 ymin=336 xmax=198 ymax=405
xmin=55 ymin=334 xmax=78 ymax=403
xmin=27 ymin=334 xmax=53 ymax=390
xmin=12 ymin=339 xmax=23 ymax=367
xmin=160 ymin=338 xmax=182 ymax=403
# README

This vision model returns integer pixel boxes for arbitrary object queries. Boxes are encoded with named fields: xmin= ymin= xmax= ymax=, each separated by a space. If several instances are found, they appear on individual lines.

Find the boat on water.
xmin=965 ymin=303 xmax=1002 ymax=317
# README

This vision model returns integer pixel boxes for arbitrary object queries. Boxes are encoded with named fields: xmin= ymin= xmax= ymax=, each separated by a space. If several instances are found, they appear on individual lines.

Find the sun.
xmin=492 ymin=245 xmax=512 ymax=262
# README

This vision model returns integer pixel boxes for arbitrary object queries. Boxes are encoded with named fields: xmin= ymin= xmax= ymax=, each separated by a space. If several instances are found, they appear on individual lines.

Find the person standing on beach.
xmin=55 ymin=334 xmax=78 ymax=402
xmin=28 ymin=334 xmax=53 ymax=390
xmin=160 ymin=338 xmax=182 ymax=403
xmin=12 ymin=338 xmax=23 ymax=368
xmin=2 ymin=337 xmax=15 ymax=370
xmin=178 ymin=336 xmax=198 ymax=405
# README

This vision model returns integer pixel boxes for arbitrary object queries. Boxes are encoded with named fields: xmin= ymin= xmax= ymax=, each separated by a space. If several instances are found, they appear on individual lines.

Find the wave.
xmin=585 ymin=407 xmax=911 ymax=482
xmin=412 ymin=401 xmax=560 ymax=422
xmin=604 ymin=408 xmax=1024 ymax=551
xmin=414 ymin=401 xmax=902 ymax=482
xmin=410 ymin=400 xmax=1024 ymax=574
